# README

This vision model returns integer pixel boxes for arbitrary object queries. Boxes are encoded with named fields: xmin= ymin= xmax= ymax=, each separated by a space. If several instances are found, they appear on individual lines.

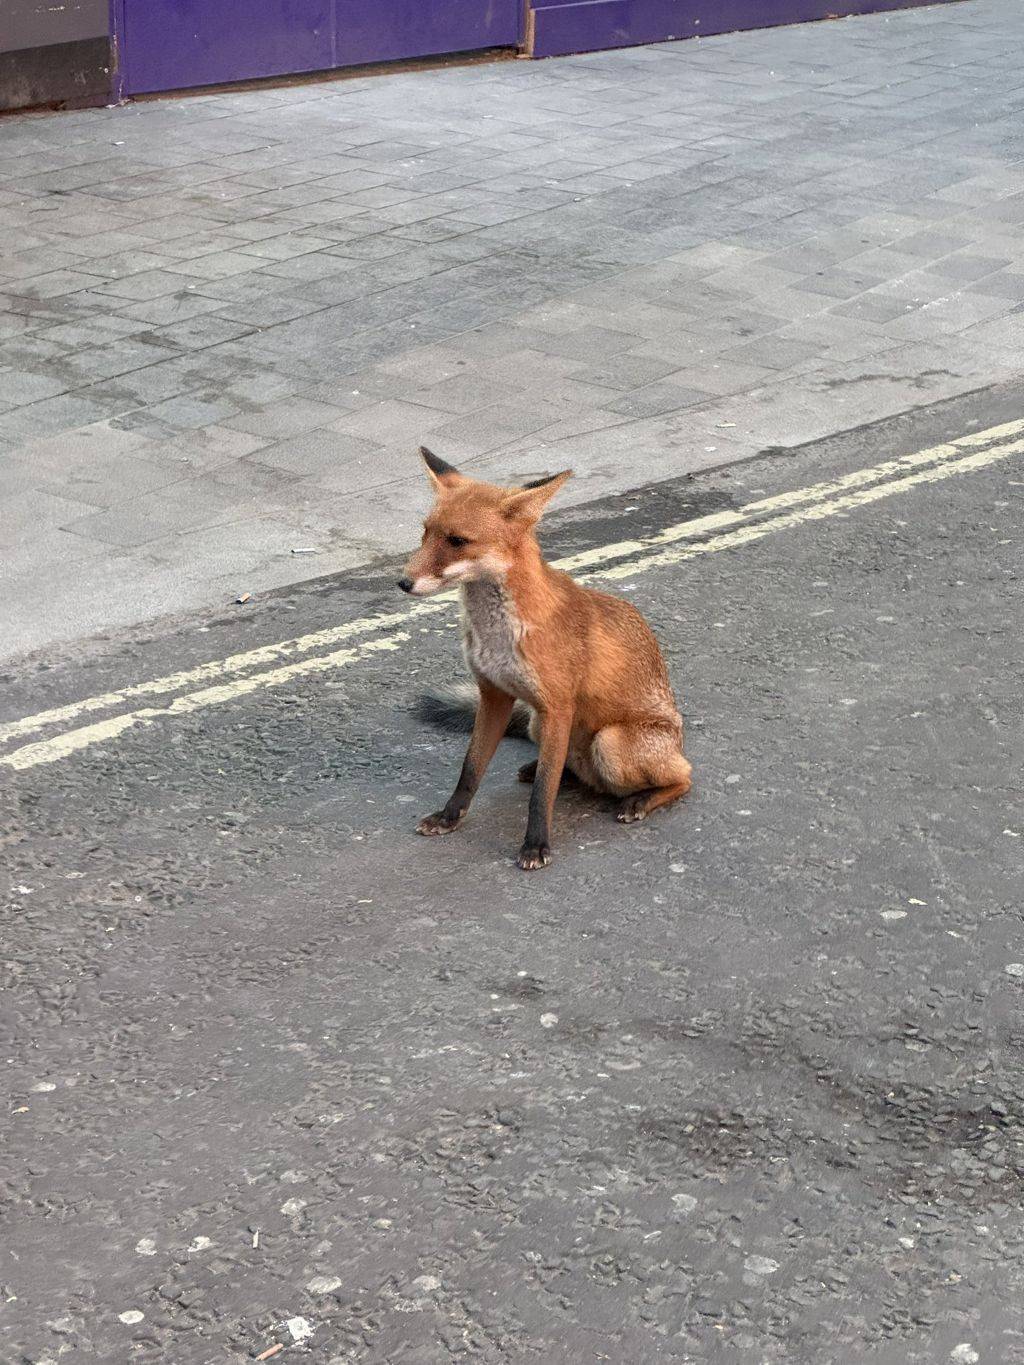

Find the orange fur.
xmin=403 ymin=447 xmax=692 ymax=869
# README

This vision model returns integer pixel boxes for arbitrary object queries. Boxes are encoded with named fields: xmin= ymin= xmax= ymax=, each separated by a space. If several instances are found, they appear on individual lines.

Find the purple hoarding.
xmin=528 ymin=0 xmax=962 ymax=58
xmin=111 ymin=0 xmax=963 ymax=100
xmin=116 ymin=0 xmax=523 ymax=96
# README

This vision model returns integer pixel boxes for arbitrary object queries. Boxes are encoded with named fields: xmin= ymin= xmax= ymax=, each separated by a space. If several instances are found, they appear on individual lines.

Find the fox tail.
xmin=414 ymin=681 xmax=532 ymax=738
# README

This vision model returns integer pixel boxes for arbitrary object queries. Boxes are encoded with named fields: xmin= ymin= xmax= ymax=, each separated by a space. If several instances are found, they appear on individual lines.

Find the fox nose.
xmin=397 ymin=577 xmax=414 ymax=594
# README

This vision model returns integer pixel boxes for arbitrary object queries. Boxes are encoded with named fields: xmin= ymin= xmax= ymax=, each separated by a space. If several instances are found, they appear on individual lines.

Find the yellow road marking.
xmin=592 ymin=434 xmax=1024 ymax=580
xmin=2 ymin=420 xmax=1021 ymax=771
xmin=3 ymin=633 xmax=408 ymax=772
xmin=0 ymin=603 xmax=444 ymax=746
xmin=556 ymin=415 xmax=1024 ymax=572
xmin=4 ymin=416 xmax=1021 ymax=749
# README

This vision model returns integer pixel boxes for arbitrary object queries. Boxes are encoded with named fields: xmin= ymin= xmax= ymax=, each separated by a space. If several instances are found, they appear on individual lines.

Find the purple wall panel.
xmin=121 ymin=0 xmax=522 ymax=96
xmin=122 ymin=0 xmax=333 ymax=93
xmin=114 ymin=0 xmax=964 ymax=100
xmin=530 ymin=0 xmax=963 ymax=58
xmin=336 ymin=0 xmax=522 ymax=67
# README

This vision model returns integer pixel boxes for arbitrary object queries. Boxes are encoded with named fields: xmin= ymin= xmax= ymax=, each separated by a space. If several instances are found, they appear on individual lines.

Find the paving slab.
xmin=2 ymin=0 xmax=1024 ymax=661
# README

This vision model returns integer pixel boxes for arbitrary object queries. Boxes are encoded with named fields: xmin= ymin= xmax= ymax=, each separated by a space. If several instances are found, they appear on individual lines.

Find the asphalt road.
xmin=2 ymin=384 xmax=1023 ymax=1364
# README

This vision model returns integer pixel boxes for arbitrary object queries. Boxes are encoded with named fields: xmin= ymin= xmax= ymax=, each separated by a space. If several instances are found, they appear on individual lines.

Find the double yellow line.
xmin=3 ymin=416 xmax=1022 ymax=773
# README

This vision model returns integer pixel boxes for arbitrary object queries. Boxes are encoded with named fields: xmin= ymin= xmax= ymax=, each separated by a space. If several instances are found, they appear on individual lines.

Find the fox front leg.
xmin=417 ymin=681 xmax=514 ymax=836
xmin=517 ymin=707 xmax=572 ymax=870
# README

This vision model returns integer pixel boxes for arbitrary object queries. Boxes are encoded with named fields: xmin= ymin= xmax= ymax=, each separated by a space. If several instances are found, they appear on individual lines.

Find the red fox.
xmin=399 ymin=447 xmax=692 ymax=870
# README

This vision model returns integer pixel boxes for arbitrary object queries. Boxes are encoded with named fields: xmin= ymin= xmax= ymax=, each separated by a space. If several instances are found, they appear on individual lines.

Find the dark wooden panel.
xmin=1 ymin=0 xmax=107 ymax=51
xmin=0 ymin=36 xmax=111 ymax=112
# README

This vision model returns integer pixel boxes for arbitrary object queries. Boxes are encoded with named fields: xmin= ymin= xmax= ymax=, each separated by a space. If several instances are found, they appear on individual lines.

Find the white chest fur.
xmin=460 ymin=581 xmax=535 ymax=699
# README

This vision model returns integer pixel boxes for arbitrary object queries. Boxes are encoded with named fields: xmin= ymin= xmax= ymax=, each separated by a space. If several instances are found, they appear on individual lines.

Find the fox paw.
xmin=417 ymin=810 xmax=463 ymax=836
xmin=617 ymin=796 xmax=649 ymax=823
xmin=516 ymin=843 xmax=551 ymax=871
xmin=517 ymin=760 xmax=538 ymax=784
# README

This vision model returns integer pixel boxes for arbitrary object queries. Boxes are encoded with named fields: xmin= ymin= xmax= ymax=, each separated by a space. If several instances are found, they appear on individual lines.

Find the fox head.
xmin=398 ymin=447 xmax=572 ymax=597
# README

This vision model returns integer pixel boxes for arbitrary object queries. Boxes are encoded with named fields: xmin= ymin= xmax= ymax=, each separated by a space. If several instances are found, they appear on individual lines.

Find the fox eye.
xmin=447 ymin=534 xmax=470 ymax=549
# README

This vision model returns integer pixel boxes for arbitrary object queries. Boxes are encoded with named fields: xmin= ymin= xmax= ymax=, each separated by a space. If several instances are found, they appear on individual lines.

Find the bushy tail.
xmin=414 ymin=682 xmax=532 ymax=738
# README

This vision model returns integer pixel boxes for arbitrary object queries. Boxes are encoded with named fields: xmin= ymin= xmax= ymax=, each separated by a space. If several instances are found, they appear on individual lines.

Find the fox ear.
xmin=502 ymin=469 xmax=572 ymax=524
xmin=419 ymin=445 xmax=463 ymax=491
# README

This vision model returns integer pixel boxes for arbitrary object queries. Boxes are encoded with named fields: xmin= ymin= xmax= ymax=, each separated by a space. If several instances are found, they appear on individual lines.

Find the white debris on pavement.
xmin=951 ymin=1346 xmax=980 ymax=1364
xmin=306 ymin=1275 xmax=342 ymax=1294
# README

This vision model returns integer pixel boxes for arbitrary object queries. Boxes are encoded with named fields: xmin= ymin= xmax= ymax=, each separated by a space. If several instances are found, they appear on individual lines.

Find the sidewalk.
xmin=2 ymin=0 xmax=1024 ymax=661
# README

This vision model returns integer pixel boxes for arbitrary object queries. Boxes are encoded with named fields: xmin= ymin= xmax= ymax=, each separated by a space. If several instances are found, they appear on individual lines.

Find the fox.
xmin=399 ymin=446 xmax=692 ymax=871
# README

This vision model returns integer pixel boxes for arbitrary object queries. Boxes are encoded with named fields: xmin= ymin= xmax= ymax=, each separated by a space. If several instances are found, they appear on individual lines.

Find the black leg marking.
xmin=417 ymin=759 xmax=477 ymax=836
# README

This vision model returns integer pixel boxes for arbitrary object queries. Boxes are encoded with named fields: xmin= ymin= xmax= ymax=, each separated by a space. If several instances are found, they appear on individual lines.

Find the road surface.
xmin=2 ymin=384 xmax=1023 ymax=1363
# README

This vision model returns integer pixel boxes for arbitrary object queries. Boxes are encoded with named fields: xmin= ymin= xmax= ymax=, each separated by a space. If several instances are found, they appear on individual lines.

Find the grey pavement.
xmin=2 ymin=385 xmax=1023 ymax=1362
xmin=3 ymin=0 xmax=1024 ymax=659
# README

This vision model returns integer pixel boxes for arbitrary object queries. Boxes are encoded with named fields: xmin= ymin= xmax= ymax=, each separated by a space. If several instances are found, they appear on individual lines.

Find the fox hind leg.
xmin=590 ymin=723 xmax=692 ymax=823
xmin=616 ymin=781 xmax=691 ymax=823
xmin=517 ymin=758 xmax=587 ymax=788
